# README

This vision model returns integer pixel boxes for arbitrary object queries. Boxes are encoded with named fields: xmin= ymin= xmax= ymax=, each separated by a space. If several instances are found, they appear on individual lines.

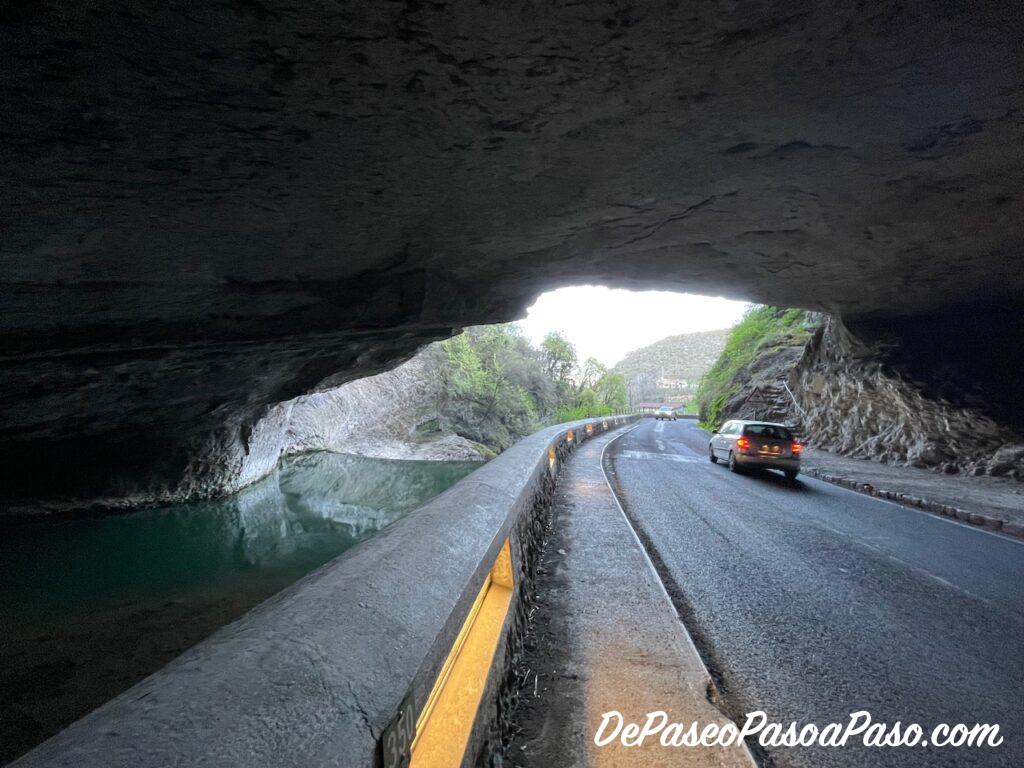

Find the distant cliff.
xmin=613 ymin=330 xmax=728 ymax=405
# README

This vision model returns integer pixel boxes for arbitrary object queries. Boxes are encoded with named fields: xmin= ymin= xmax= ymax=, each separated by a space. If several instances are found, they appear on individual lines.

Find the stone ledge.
xmin=12 ymin=415 xmax=637 ymax=768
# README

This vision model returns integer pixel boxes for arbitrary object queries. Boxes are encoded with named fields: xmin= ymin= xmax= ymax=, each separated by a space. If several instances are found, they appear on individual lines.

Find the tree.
xmin=540 ymin=331 xmax=577 ymax=386
xmin=577 ymin=357 xmax=608 ymax=392
xmin=436 ymin=325 xmax=553 ymax=452
xmin=596 ymin=372 xmax=629 ymax=413
xmin=433 ymin=325 xmax=628 ymax=454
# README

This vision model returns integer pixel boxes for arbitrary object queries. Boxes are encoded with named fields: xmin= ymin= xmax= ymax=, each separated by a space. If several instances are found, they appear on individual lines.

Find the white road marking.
xmin=656 ymin=439 xmax=666 ymax=451
xmin=818 ymin=524 xmax=993 ymax=607
xmin=803 ymin=474 xmax=1024 ymax=546
xmin=619 ymin=449 xmax=702 ymax=464
xmin=681 ymin=421 xmax=1024 ymax=547
xmin=636 ymin=420 xmax=1021 ymax=618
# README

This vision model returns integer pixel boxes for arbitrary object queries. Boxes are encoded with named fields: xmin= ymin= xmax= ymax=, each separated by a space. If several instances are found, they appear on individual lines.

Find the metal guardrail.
xmin=14 ymin=415 xmax=638 ymax=768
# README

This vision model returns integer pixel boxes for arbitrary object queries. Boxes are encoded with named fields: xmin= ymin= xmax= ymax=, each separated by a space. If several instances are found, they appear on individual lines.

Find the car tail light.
xmin=736 ymin=437 xmax=750 ymax=452
xmin=791 ymin=442 xmax=803 ymax=454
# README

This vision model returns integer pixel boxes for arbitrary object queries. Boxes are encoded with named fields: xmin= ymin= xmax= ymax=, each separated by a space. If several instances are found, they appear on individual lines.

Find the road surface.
xmin=606 ymin=419 xmax=1024 ymax=768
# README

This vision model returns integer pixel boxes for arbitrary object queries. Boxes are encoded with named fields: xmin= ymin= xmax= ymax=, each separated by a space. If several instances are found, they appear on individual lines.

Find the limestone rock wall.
xmin=719 ymin=347 xmax=809 ymax=426
xmin=3 ymin=0 xmax=1024 ymax=509
xmin=791 ymin=320 xmax=1024 ymax=479
xmin=711 ymin=316 xmax=1024 ymax=480
xmin=7 ymin=346 xmax=483 ymax=513
xmin=218 ymin=348 xmax=487 ymax=499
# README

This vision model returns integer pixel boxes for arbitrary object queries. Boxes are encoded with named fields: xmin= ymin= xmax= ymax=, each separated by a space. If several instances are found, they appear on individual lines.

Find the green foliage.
xmin=540 ymin=331 xmax=577 ymax=385
xmin=435 ymin=325 xmax=548 ymax=452
xmin=695 ymin=306 xmax=814 ymax=430
xmin=595 ymin=372 xmax=629 ymax=413
xmin=556 ymin=387 xmax=611 ymax=422
xmin=577 ymin=357 xmax=607 ymax=391
xmin=434 ymin=325 xmax=629 ymax=454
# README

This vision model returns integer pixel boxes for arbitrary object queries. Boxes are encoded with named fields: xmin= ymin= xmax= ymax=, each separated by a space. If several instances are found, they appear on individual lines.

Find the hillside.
xmin=694 ymin=307 xmax=816 ymax=429
xmin=613 ymin=329 xmax=728 ymax=405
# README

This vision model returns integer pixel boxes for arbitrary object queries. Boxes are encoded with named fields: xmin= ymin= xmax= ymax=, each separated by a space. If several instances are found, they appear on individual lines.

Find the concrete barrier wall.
xmin=14 ymin=415 xmax=637 ymax=768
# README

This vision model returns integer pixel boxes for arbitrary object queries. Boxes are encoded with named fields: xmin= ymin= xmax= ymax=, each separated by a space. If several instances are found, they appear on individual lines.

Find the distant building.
xmin=656 ymin=376 xmax=689 ymax=390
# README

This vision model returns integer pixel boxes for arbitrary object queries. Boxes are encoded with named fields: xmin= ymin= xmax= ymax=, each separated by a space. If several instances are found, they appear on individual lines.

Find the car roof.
xmin=733 ymin=420 xmax=790 ymax=427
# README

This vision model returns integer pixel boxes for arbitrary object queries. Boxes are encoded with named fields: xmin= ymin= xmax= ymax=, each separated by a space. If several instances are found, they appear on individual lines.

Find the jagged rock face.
xmin=792 ymin=320 xmax=1024 ymax=479
xmin=2 ymin=1 xmax=1023 ymax=505
xmin=244 ymin=349 xmax=485 ymax=485
xmin=844 ymin=307 xmax=1024 ymax=434
xmin=714 ymin=316 xmax=1024 ymax=479
xmin=721 ymin=346 xmax=808 ymax=426
xmin=5 ymin=346 xmax=484 ymax=512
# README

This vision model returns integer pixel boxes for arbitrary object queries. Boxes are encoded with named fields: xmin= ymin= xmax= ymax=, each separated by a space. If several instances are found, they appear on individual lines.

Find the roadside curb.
xmin=803 ymin=467 xmax=1024 ymax=540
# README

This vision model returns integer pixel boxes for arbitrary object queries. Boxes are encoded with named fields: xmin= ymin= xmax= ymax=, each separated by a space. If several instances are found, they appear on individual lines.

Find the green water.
xmin=0 ymin=452 xmax=479 ymax=764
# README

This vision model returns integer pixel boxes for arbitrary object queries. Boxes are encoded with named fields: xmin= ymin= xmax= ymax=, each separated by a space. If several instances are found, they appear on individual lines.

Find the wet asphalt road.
xmin=606 ymin=419 xmax=1024 ymax=768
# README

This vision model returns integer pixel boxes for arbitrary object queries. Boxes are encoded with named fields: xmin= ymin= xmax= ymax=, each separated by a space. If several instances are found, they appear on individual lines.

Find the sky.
xmin=515 ymin=285 xmax=749 ymax=367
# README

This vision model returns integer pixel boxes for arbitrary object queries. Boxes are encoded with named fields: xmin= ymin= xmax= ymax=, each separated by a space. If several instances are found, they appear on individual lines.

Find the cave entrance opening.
xmin=515 ymin=284 xmax=749 ymax=415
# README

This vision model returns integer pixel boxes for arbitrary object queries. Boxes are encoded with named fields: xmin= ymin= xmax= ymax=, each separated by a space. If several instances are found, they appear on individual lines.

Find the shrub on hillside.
xmin=695 ymin=306 xmax=815 ymax=430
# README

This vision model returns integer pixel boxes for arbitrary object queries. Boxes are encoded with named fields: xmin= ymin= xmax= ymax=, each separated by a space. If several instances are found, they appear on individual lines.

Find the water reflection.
xmin=0 ymin=452 xmax=479 ymax=764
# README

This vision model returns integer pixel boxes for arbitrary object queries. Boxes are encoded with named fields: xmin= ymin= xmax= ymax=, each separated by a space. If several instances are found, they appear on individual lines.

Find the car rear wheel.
xmin=728 ymin=452 xmax=742 ymax=473
xmin=784 ymin=469 xmax=799 ymax=482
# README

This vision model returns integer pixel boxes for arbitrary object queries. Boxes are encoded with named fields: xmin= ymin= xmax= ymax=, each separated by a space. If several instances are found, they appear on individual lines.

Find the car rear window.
xmin=743 ymin=424 xmax=792 ymax=440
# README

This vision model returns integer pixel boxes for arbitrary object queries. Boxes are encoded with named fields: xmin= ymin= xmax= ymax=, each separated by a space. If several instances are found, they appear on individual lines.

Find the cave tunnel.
xmin=2 ymin=0 xmax=1023 ymax=508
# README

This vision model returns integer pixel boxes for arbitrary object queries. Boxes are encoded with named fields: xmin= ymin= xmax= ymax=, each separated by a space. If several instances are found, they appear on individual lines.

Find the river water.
xmin=0 ymin=452 xmax=479 ymax=764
